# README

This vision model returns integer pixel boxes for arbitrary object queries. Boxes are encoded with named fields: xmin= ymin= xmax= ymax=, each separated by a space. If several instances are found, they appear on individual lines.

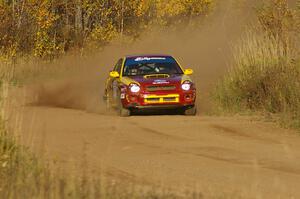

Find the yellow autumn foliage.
xmin=0 ymin=0 xmax=214 ymax=60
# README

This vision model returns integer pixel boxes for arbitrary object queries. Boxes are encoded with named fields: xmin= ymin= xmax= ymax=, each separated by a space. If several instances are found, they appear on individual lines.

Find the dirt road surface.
xmin=5 ymin=95 xmax=300 ymax=198
xmin=4 ymin=3 xmax=300 ymax=196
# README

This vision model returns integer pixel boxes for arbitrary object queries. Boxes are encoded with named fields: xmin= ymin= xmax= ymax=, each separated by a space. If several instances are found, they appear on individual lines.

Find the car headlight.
xmin=130 ymin=84 xmax=141 ymax=93
xmin=181 ymin=81 xmax=192 ymax=91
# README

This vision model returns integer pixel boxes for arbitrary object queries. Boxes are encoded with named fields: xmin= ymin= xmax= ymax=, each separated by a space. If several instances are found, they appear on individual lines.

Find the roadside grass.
xmin=213 ymin=29 xmax=300 ymax=129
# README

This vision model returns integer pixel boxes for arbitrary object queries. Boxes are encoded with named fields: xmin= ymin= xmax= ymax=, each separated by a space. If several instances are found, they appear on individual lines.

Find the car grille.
xmin=146 ymin=85 xmax=176 ymax=92
xmin=145 ymin=98 xmax=160 ymax=102
xmin=144 ymin=94 xmax=179 ymax=104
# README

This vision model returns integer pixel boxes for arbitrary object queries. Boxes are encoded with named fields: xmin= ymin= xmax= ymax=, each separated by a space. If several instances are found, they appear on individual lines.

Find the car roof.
xmin=125 ymin=54 xmax=173 ymax=59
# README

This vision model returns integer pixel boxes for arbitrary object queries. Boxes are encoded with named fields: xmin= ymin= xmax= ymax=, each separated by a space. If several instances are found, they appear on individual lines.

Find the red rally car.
xmin=104 ymin=54 xmax=197 ymax=116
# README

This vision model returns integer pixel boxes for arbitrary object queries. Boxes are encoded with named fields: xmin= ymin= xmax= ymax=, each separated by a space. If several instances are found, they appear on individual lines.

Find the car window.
xmin=113 ymin=59 xmax=123 ymax=73
xmin=123 ymin=56 xmax=183 ymax=76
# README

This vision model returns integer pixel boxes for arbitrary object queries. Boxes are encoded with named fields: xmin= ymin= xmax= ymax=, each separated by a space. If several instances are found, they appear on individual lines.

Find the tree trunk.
xmin=75 ymin=0 xmax=83 ymax=33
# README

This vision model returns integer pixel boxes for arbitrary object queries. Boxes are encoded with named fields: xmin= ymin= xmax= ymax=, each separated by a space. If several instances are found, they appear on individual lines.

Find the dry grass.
xmin=214 ymin=29 xmax=300 ymax=129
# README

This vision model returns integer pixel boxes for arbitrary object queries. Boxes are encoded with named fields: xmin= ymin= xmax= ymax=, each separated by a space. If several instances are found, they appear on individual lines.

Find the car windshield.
xmin=123 ymin=56 xmax=183 ymax=77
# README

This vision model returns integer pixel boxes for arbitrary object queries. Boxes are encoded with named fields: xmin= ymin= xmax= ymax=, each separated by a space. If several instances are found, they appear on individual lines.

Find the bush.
xmin=214 ymin=0 xmax=300 ymax=129
xmin=214 ymin=30 xmax=300 ymax=128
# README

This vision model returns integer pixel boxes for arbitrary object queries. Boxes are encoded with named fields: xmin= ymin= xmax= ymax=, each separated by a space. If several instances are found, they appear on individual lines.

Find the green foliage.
xmin=214 ymin=0 xmax=300 ymax=129
xmin=0 ymin=0 xmax=214 ymax=60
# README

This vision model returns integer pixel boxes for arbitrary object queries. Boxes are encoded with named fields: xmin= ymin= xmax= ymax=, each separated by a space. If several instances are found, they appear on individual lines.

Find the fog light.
xmin=185 ymin=94 xmax=192 ymax=101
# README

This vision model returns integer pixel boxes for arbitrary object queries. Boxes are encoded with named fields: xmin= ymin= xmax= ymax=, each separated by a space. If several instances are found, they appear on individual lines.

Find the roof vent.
xmin=144 ymin=74 xmax=170 ymax=79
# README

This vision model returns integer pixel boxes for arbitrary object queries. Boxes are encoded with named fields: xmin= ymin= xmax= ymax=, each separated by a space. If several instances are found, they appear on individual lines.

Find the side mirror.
xmin=109 ymin=71 xmax=120 ymax=78
xmin=184 ymin=69 xmax=194 ymax=75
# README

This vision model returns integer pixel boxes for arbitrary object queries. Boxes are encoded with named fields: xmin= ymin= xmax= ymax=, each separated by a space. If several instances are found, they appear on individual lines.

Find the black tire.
xmin=184 ymin=106 xmax=197 ymax=116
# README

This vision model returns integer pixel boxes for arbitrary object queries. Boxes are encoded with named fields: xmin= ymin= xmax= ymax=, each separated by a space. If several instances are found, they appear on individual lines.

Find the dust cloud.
xmin=28 ymin=0 xmax=255 ymax=114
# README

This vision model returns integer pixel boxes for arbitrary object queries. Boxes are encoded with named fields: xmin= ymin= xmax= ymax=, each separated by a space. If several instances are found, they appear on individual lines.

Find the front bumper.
xmin=127 ymin=104 xmax=194 ymax=110
xmin=121 ymin=91 xmax=196 ymax=110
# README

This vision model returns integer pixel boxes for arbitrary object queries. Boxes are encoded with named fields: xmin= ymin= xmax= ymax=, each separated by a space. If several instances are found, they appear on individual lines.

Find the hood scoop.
xmin=144 ymin=74 xmax=170 ymax=79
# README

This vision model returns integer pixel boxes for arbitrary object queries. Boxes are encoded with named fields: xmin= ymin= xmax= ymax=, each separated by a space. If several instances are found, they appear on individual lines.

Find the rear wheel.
xmin=184 ymin=106 xmax=197 ymax=116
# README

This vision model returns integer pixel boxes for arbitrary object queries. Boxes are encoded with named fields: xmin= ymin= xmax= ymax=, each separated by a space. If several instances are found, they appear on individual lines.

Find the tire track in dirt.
xmin=210 ymin=124 xmax=281 ymax=144
xmin=5 ymin=101 xmax=300 ymax=198
xmin=127 ymin=121 xmax=191 ymax=141
xmin=176 ymin=147 xmax=300 ymax=176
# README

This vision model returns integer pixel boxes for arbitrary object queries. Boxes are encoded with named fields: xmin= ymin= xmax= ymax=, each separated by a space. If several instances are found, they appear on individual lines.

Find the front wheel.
xmin=184 ymin=106 xmax=197 ymax=116
xmin=117 ymin=94 xmax=130 ymax=117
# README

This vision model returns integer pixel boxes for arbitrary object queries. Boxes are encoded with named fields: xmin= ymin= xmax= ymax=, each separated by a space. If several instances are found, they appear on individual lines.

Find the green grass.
xmin=214 ymin=29 xmax=300 ymax=129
